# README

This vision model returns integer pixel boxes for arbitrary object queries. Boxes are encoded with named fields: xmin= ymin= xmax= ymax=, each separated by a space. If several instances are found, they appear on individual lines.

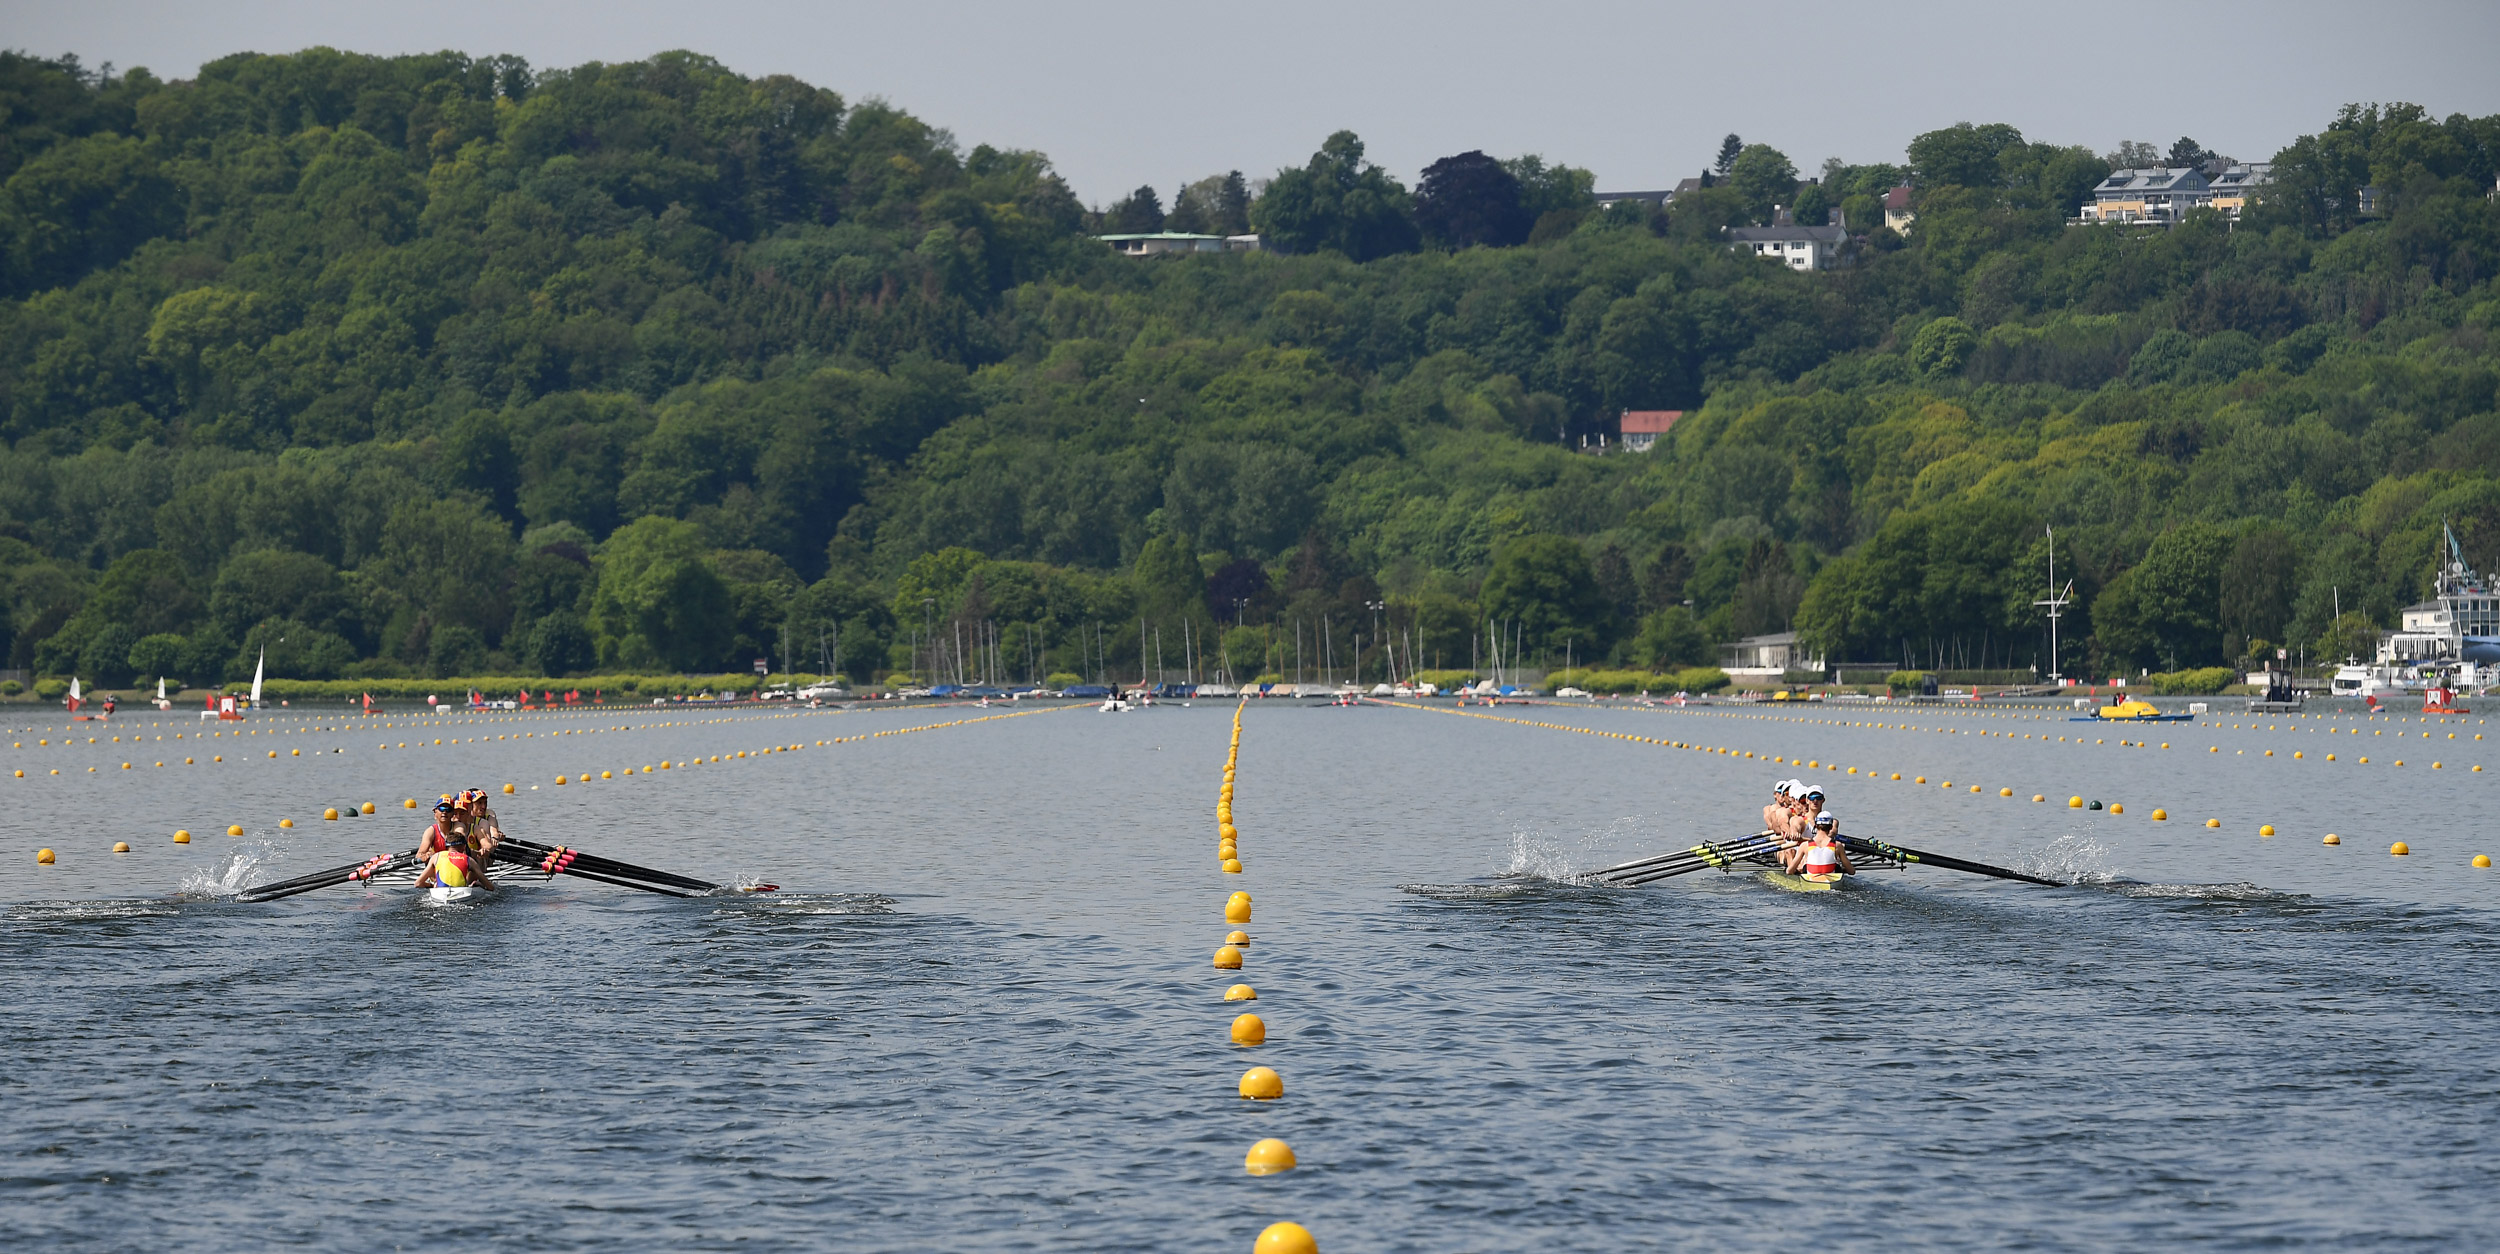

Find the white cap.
xmin=1814 ymin=811 xmax=1837 ymax=827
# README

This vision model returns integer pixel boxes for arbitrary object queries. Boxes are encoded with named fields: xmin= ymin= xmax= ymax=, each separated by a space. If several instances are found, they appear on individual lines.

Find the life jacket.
xmin=1802 ymin=835 xmax=1841 ymax=875
xmin=430 ymin=849 xmax=473 ymax=888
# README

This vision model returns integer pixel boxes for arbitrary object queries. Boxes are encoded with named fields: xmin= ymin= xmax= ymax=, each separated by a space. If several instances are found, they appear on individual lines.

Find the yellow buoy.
xmin=1225 ymin=929 xmax=1250 ymax=947
xmin=601 ymin=770 xmax=612 ymax=779
xmin=1255 ymin=1221 xmax=1318 ymax=1254
xmin=279 ymin=818 xmax=293 ymax=828
xmin=404 ymin=799 xmax=418 ymax=808
xmin=555 ymin=776 xmax=567 ymax=785
xmin=173 ymin=830 xmax=190 ymax=843
xmin=504 ymin=783 xmax=516 ymax=793
xmin=2390 ymin=842 xmax=2410 ymax=856
xmin=1225 ymin=984 xmax=1257 ymax=1001
xmin=2260 ymin=825 xmax=2275 ymax=836
xmin=1916 ymin=776 xmax=1927 ymax=784
xmin=1231 ymin=1013 xmax=1266 ymax=1046
xmin=2068 ymin=796 xmax=2083 ymax=808
xmin=1222 ymin=858 xmax=1243 ymax=874
xmin=1214 ymin=945 xmax=1243 ymax=970
xmin=2000 ymin=788 xmax=2013 ymax=797
xmin=1239 ymin=1066 xmax=1284 ymax=1100
xmin=1226 ymin=898 xmax=1252 ymax=924
xmin=2110 ymin=804 xmax=2124 ymax=815
xmin=1244 ymin=1138 xmax=1296 ymax=1176
xmin=2205 ymin=818 xmax=2220 ymax=828
xmin=36 ymin=848 xmax=53 ymax=864
xmin=228 ymin=824 xmax=245 ymax=836
xmin=113 ymin=841 xmax=130 ymax=853
xmin=2323 ymin=834 xmax=2341 ymax=845
xmin=2474 ymin=854 xmax=2492 ymax=868
xmin=323 ymin=808 xmax=339 ymax=821
xmin=2151 ymin=809 xmax=2168 ymax=821
xmin=360 ymin=801 xmax=375 ymax=814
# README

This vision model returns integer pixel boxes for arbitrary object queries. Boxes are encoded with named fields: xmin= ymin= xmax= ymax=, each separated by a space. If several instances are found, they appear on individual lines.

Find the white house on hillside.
xmin=1726 ymin=224 xmax=1848 ymax=271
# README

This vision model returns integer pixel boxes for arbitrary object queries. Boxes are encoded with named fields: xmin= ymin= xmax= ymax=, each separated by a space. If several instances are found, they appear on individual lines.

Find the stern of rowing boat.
xmin=1759 ymin=870 xmax=1847 ymax=892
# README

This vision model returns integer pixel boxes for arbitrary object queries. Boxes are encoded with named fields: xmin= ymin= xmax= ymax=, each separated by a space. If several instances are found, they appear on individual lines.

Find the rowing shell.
xmin=424 ymin=885 xmax=491 ymax=905
xmin=1758 ymin=870 xmax=1849 ymax=893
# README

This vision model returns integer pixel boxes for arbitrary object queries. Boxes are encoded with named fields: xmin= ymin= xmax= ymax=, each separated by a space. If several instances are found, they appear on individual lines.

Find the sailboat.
xmin=250 ymin=647 xmax=264 ymax=710
xmin=154 ymin=676 xmax=172 ymax=711
xmin=66 ymin=676 xmax=84 ymax=715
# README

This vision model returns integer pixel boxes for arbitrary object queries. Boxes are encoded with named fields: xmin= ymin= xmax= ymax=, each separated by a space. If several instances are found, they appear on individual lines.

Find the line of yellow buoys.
xmin=1210 ymin=699 xmax=1316 ymax=1254
xmin=30 ymin=703 xmax=1064 ymax=866
xmin=1380 ymin=699 xmax=2487 ymax=865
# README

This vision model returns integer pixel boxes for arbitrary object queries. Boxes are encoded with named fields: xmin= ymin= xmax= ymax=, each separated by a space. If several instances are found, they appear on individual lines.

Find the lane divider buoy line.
xmin=97 ymin=702 xmax=1067 ymax=854
xmin=1373 ymin=698 xmax=2447 ymax=865
xmin=1210 ymin=698 xmax=1314 ymax=1251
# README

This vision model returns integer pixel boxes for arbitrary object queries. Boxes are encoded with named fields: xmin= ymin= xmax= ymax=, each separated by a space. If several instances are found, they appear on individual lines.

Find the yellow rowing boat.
xmin=1758 ymin=870 xmax=1848 ymax=892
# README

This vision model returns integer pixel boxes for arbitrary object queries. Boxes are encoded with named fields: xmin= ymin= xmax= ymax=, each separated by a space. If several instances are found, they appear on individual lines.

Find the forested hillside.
xmin=2 ymin=47 xmax=2496 ymax=690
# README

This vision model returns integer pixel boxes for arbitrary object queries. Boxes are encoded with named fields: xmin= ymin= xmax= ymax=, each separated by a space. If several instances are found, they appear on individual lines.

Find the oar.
xmin=1837 ymin=834 xmax=2063 ymax=887
xmin=1610 ymin=833 xmax=1787 ymax=886
xmin=237 ymin=851 xmax=420 ymax=903
xmin=1591 ymin=831 xmax=1783 ymax=882
xmin=492 ymin=837 xmax=719 ymax=892
xmin=494 ymin=836 xmax=716 ymax=889
xmin=492 ymin=851 xmax=693 ymax=898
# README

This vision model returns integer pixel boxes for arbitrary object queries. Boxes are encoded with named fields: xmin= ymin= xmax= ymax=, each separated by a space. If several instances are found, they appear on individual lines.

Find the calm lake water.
xmin=3 ymin=695 xmax=2495 ymax=1250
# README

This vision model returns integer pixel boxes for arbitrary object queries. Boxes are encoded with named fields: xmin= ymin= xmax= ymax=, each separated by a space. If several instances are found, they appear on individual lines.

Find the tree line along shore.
xmin=0 ymin=49 xmax=2494 ymax=693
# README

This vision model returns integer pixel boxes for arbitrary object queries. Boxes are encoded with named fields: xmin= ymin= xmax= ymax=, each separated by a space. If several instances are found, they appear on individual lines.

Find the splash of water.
xmin=1501 ymin=826 xmax=1588 ymax=883
xmin=2022 ymin=831 xmax=2115 ymax=885
xmin=173 ymin=834 xmax=295 ymax=900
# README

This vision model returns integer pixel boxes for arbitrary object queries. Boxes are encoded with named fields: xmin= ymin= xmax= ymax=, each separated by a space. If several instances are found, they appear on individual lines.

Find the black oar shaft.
xmin=1614 ymin=834 xmax=1784 ymax=886
xmin=238 ymin=852 xmax=418 ymax=902
xmin=494 ymin=838 xmax=717 ymax=891
xmin=517 ymin=859 xmax=693 ymax=898
xmin=1838 ymin=835 xmax=2061 ymax=887
xmin=1592 ymin=831 xmax=1780 ymax=882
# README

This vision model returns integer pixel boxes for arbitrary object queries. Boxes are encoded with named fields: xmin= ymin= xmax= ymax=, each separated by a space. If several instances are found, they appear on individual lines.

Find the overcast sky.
xmin=11 ymin=0 xmax=2498 ymax=203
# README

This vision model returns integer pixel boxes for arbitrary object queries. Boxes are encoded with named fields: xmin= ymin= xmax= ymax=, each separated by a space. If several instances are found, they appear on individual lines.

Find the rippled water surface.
xmin=4 ymin=697 xmax=2497 ymax=1250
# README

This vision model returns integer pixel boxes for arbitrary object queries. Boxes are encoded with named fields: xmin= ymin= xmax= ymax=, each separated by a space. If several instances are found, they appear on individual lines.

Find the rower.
xmin=1788 ymin=784 xmax=1827 ymax=842
xmin=454 ymin=788 xmax=505 ymax=863
xmin=414 ymin=825 xmax=494 ymax=893
xmin=1761 ymin=780 xmax=1796 ymax=837
xmin=1783 ymin=811 xmax=1853 ymax=877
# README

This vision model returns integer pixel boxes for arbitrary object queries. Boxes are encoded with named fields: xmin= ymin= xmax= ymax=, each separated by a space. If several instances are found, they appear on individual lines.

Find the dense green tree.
xmin=589 ymin=515 xmax=733 ymax=670
xmin=1726 ymin=144 xmax=1799 ymax=222
xmin=1250 ymin=131 xmax=1419 ymax=260
xmin=2092 ymin=523 xmax=2235 ymax=670
xmin=1479 ymin=535 xmax=1614 ymax=661
xmin=1104 ymin=185 xmax=1163 ymax=234
xmin=1415 ymin=151 xmax=1529 ymax=249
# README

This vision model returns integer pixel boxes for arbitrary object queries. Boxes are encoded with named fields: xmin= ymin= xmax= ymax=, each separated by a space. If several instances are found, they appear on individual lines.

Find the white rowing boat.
xmin=425 ymin=885 xmax=490 ymax=905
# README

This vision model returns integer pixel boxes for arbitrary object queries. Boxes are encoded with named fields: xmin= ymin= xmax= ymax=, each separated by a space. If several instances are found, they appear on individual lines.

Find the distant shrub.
xmin=0 ymin=680 xmax=20 ymax=696
xmin=1886 ymin=670 xmax=1929 ymax=693
xmin=34 ymin=678 xmax=67 ymax=700
xmin=1673 ymin=666 xmax=1731 ymax=693
xmin=2147 ymin=667 xmax=2235 ymax=695
xmin=1045 ymin=672 xmax=1082 ymax=689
